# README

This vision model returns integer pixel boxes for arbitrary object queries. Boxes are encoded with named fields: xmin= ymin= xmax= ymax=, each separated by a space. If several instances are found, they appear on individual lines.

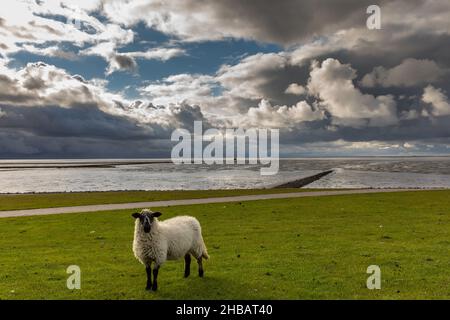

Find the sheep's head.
xmin=132 ymin=209 xmax=162 ymax=233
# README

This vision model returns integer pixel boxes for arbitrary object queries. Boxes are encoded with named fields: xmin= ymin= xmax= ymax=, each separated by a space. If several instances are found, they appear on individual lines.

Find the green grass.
xmin=0 ymin=190 xmax=449 ymax=299
xmin=0 ymin=188 xmax=323 ymax=211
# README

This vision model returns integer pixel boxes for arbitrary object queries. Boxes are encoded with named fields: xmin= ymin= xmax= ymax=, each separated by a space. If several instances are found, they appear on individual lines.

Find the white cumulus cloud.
xmin=308 ymin=59 xmax=398 ymax=127
xmin=422 ymin=85 xmax=450 ymax=116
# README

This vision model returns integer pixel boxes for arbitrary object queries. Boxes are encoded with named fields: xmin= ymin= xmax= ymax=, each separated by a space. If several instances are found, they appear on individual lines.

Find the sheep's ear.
xmin=132 ymin=212 xmax=141 ymax=219
xmin=152 ymin=212 xmax=162 ymax=218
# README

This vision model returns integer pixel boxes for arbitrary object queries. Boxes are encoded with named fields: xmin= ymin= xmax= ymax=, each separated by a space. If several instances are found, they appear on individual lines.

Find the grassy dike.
xmin=0 ymin=190 xmax=449 ymax=299
xmin=0 ymin=189 xmax=322 ymax=211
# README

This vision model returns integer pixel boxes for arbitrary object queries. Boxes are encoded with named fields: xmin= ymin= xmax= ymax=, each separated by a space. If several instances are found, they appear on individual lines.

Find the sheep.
xmin=132 ymin=208 xmax=209 ymax=291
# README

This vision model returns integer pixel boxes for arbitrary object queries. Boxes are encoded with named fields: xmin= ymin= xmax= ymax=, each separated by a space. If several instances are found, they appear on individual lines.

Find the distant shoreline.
xmin=1 ymin=155 xmax=450 ymax=170
xmin=0 ymin=154 xmax=450 ymax=168
xmin=0 ymin=160 xmax=172 ymax=169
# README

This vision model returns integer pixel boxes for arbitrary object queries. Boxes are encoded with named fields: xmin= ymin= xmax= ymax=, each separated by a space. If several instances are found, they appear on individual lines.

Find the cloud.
xmin=239 ymin=99 xmax=324 ymax=128
xmin=283 ymin=139 xmax=450 ymax=157
xmin=361 ymin=59 xmax=445 ymax=88
xmin=422 ymin=85 xmax=450 ymax=116
xmin=307 ymin=59 xmax=398 ymax=127
xmin=101 ymin=0 xmax=392 ymax=45
xmin=138 ymin=54 xmax=450 ymax=136
xmin=139 ymin=52 xmax=308 ymax=115
xmin=108 ymin=53 xmax=137 ymax=74
xmin=0 ymin=61 xmax=127 ymax=110
xmin=18 ymin=44 xmax=79 ymax=60
xmin=140 ymin=74 xmax=218 ymax=106
xmin=0 ymin=0 xmax=133 ymax=55
xmin=0 ymin=104 xmax=151 ymax=140
xmin=81 ymin=42 xmax=185 ymax=74
xmin=125 ymin=47 xmax=186 ymax=61
xmin=216 ymin=53 xmax=289 ymax=101
xmin=0 ymin=61 xmax=215 ymax=157
xmin=284 ymin=0 xmax=450 ymax=88
xmin=0 ymin=1 xmax=185 ymax=75
xmin=285 ymin=83 xmax=306 ymax=95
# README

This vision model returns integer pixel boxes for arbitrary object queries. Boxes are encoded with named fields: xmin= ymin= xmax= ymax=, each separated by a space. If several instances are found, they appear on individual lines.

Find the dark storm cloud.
xmin=0 ymin=104 xmax=154 ymax=140
xmin=0 ymin=101 xmax=212 ymax=158
xmin=198 ymin=0 xmax=393 ymax=45
xmin=0 ymin=103 xmax=156 ymax=158
xmin=279 ymin=116 xmax=450 ymax=146
xmin=168 ymin=103 xmax=205 ymax=130
xmin=0 ymin=74 xmax=36 ymax=104
xmin=103 ymin=0 xmax=399 ymax=45
xmin=0 ymin=130 xmax=173 ymax=158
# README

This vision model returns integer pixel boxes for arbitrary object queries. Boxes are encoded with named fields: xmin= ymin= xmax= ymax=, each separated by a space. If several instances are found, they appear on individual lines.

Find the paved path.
xmin=0 ymin=189 xmax=423 ymax=218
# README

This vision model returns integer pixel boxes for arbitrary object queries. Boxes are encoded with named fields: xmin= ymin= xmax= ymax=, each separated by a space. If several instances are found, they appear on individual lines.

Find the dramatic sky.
xmin=0 ymin=0 xmax=449 ymax=158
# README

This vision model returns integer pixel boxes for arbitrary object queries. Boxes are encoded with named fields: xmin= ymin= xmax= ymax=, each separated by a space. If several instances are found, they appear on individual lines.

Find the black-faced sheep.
xmin=132 ymin=209 xmax=209 ymax=291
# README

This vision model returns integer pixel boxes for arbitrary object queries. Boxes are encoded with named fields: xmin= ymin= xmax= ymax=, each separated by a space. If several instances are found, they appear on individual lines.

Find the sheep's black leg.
xmin=152 ymin=266 xmax=159 ymax=291
xmin=145 ymin=266 xmax=152 ymax=290
xmin=184 ymin=254 xmax=191 ymax=278
xmin=197 ymin=257 xmax=204 ymax=277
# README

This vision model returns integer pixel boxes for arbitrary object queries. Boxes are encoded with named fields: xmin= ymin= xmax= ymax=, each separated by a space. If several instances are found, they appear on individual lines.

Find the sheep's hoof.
xmin=151 ymin=284 xmax=158 ymax=291
xmin=145 ymin=286 xmax=152 ymax=291
xmin=199 ymin=270 xmax=204 ymax=278
xmin=184 ymin=272 xmax=190 ymax=278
